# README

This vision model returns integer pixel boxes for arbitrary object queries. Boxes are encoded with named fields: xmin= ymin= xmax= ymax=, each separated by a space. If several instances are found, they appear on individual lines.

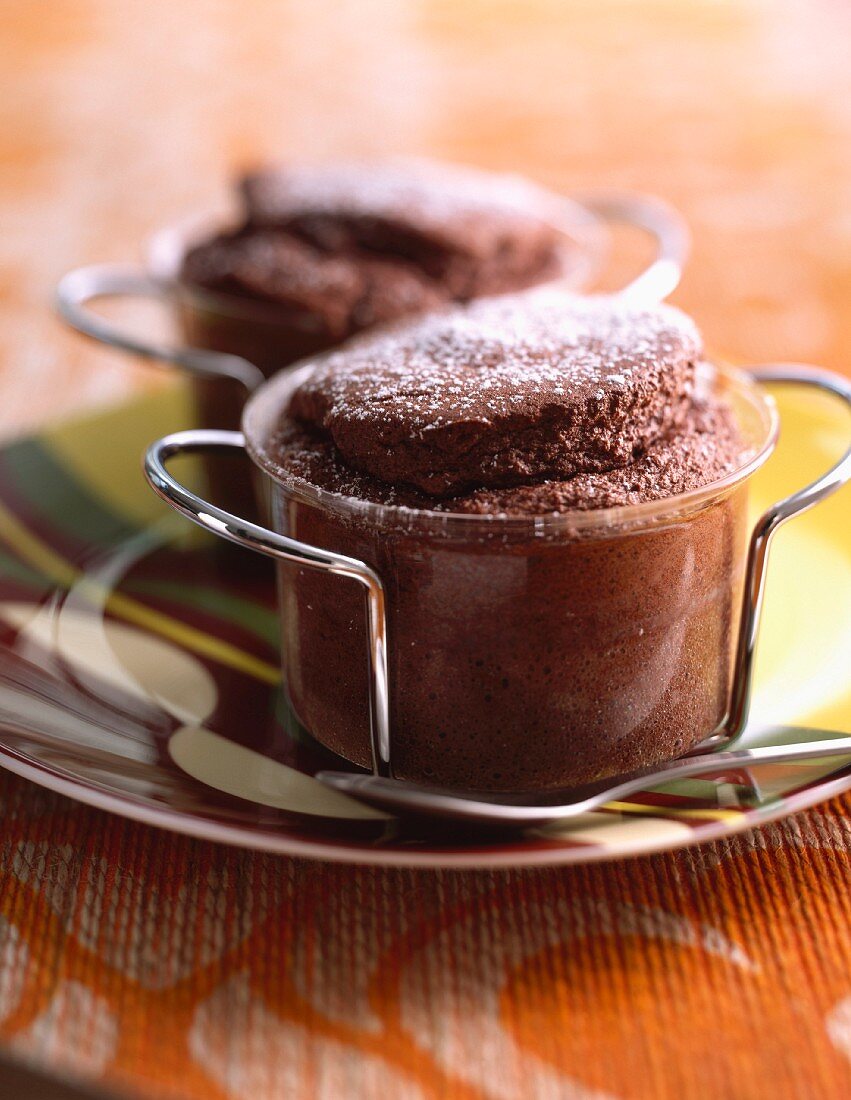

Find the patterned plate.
xmin=0 ymin=381 xmax=848 ymax=868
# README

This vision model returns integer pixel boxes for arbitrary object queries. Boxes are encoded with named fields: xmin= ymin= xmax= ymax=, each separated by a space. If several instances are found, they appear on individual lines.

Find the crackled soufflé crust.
xmin=180 ymin=160 xmax=574 ymax=340
xmin=272 ymin=290 xmax=744 ymax=510
xmin=264 ymin=292 xmax=752 ymax=791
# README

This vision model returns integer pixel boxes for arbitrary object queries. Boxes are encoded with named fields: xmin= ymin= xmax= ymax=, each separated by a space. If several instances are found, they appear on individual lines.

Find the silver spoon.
xmin=317 ymin=733 xmax=851 ymax=828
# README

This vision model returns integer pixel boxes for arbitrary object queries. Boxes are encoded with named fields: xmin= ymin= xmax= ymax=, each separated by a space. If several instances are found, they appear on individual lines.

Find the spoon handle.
xmin=588 ymin=735 xmax=851 ymax=810
xmin=317 ymin=734 xmax=851 ymax=826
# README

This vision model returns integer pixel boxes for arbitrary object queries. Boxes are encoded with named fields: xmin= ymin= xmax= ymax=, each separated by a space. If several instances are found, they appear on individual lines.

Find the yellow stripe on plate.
xmin=0 ymin=499 xmax=280 ymax=686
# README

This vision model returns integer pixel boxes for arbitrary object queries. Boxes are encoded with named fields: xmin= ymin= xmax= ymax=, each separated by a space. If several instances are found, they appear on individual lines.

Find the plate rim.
xmin=1 ymin=725 xmax=850 ymax=868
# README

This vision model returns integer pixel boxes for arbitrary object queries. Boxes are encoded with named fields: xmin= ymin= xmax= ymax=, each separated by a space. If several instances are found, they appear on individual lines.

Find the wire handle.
xmin=573 ymin=190 xmax=690 ymax=303
xmin=723 ymin=365 xmax=851 ymax=743
xmin=55 ymin=263 xmax=264 ymax=392
xmin=144 ymin=366 xmax=851 ymax=782
xmin=144 ymin=429 xmax=391 ymax=775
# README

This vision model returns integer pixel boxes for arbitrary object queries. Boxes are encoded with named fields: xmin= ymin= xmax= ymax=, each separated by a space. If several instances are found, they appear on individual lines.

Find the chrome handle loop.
xmin=725 ymin=364 xmax=851 ymax=742
xmin=143 ymin=429 xmax=391 ymax=776
xmin=56 ymin=263 xmax=264 ymax=393
xmin=573 ymin=191 xmax=691 ymax=303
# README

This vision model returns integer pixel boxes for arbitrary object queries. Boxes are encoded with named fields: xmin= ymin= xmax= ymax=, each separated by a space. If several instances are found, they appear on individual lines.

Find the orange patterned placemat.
xmin=0 ymin=770 xmax=850 ymax=1099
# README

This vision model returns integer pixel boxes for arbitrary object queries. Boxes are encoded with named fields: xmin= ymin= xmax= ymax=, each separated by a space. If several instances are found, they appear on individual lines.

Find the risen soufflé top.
xmin=180 ymin=159 xmax=575 ymax=337
xmin=266 ymin=290 xmax=746 ymax=516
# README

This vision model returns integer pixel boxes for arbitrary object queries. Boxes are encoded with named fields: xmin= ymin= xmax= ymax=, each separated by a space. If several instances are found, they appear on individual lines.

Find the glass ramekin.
xmin=144 ymin=360 xmax=851 ymax=794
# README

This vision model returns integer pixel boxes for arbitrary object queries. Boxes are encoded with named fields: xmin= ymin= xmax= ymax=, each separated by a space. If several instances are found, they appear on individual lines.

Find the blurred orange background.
xmin=2 ymin=0 xmax=850 ymax=434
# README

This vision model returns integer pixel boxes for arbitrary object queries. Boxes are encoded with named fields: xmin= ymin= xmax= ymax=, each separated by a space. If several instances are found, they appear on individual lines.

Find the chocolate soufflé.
xmin=253 ymin=291 xmax=754 ymax=791
xmin=178 ymin=159 xmax=586 ymax=512
xmin=181 ymin=158 xmax=576 ymax=365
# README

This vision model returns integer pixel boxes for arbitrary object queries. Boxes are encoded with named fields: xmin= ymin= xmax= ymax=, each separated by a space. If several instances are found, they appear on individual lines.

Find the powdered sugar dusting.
xmin=287 ymin=290 xmax=703 ymax=496
xmin=243 ymin=157 xmax=572 ymax=238
xmin=184 ymin=159 xmax=573 ymax=334
xmin=297 ymin=288 xmax=701 ymax=430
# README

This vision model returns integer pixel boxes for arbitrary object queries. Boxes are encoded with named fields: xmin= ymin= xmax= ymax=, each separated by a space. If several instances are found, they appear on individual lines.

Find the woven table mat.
xmin=0 ymin=769 xmax=850 ymax=1099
